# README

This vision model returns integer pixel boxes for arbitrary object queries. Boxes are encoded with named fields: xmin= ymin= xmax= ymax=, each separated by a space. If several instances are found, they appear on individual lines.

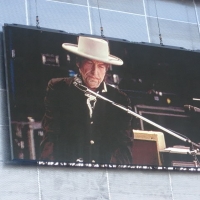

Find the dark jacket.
xmin=40 ymin=77 xmax=133 ymax=164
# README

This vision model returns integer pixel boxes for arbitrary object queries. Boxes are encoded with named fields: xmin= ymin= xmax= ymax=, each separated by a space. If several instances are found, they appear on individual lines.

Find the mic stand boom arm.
xmin=74 ymin=81 xmax=200 ymax=149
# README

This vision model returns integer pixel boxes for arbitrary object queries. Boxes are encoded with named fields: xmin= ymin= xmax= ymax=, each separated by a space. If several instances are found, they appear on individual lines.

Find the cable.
xmin=167 ymin=128 xmax=190 ymax=141
xmin=153 ymin=0 xmax=163 ymax=45
xmin=193 ymin=0 xmax=200 ymax=43
xmin=35 ymin=0 xmax=40 ymax=28
xmin=97 ymin=0 xmax=104 ymax=36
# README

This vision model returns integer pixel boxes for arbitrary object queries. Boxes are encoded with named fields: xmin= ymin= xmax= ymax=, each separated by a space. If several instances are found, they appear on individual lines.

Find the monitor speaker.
xmin=132 ymin=130 xmax=166 ymax=166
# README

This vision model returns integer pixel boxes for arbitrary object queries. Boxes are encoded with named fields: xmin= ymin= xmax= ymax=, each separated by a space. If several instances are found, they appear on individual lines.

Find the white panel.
xmin=31 ymin=0 xmax=91 ymax=34
xmin=108 ymin=170 xmax=173 ymax=200
xmin=147 ymin=17 xmax=200 ymax=50
xmin=90 ymin=8 xmax=149 ymax=42
xmin=145 ymin=0 xmax=197 ymax=23
xmin=170 ymin=172 xmax=200 ymax=200
xmin=89 ymin=0 xmax=144 ymax=15
xmin=39 ymin=167 xmax=110 ymax=199
xmin=0 ymin=163 xmax=39 ymax=199
xmin=0 ymin=0 xmax=26 ymax=25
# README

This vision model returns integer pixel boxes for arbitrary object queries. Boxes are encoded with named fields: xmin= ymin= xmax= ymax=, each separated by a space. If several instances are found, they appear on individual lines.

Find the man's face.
xmin=78 ymin=59 xmax=109 ymax=90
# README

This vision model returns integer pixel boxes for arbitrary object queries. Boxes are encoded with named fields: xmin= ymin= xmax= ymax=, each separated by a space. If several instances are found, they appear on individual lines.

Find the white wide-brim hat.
xmin=62 ymin=36 xmax=123 ymax=66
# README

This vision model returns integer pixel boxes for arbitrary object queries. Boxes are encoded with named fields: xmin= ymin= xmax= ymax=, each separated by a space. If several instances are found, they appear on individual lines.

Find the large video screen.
xmin=3 ymin=24 xmax=200 ymax=170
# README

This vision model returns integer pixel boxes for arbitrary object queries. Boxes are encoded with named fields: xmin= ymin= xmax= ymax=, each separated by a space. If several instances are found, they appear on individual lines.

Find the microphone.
xmin=73 ymin=76 xmax=82 ymax=86
xmin=73 ymin=76 xmax=88 ymax=92
xmin=184 ymin=105 xmax=200 ymax=113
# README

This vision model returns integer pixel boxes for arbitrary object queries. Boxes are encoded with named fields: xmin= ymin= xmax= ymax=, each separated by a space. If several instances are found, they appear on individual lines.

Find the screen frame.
xmin=3 ymin=23 xmax=200 ymax=171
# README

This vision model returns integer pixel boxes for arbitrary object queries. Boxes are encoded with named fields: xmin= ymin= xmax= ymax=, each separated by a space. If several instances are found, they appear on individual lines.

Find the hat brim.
xmin=62 ymin=43 xmax=123 ymax=66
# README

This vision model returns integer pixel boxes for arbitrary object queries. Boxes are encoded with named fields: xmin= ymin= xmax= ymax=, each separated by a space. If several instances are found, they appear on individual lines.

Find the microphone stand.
xmin=73 ymin=80 xmax=200 ymax=167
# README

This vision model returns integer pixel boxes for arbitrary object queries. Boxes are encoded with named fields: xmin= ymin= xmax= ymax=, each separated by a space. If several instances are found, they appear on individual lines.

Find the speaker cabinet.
xmin=132 ymin=130 xmax=166 ymax=166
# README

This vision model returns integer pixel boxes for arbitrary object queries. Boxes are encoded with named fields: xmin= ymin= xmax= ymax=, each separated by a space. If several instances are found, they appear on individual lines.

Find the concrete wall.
xmin=0 ymin=0 xmax=200 ymax=199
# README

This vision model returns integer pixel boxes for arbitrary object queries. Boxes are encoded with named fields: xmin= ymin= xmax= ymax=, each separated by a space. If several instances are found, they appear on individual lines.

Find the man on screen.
xmin=40 ymin=36 xmax=133 ymax=164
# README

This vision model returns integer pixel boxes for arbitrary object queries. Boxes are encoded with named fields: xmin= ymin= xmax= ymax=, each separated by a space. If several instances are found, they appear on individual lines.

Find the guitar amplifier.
xmin=132 ymin=130 xmax=166 ymax=166
xmin=160 ymin=146 xmax=200 ymax=167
